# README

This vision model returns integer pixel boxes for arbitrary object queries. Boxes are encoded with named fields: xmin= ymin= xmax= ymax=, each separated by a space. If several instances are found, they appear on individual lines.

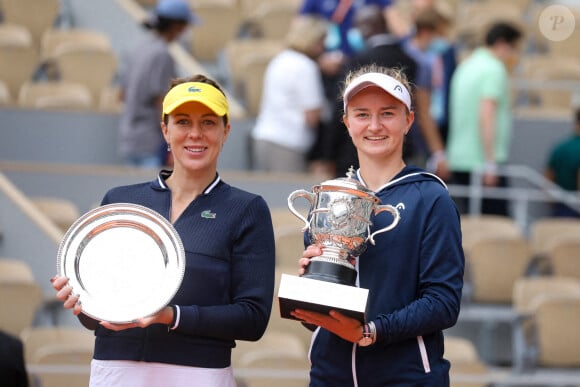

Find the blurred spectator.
xmin=250 ymin=16 xmax=328 ymax=173
xmin=544 ymin=106 xmax=580 ymax=218
xmin=0 ymin=331 xmax=28 ymax=387
xmin=424 ymin=2 xmax=457 ymax=147
xmin=298 ymin=0 xmax=395 ymax=95
xmin=401 ymin=6 xmax=452 ymax=179
xmin=392 ymin=0 xmax=459 ymax=146
xmin=391 ymin=0 xmax=451 ymax=38
xmin=299 ymin=0 xmax=394 ymax=56
xmin=117 ymin=0 xmax=195 ymax=168
xmin=321 ymin=4 xmax=417 ymax=177
xmin=446 ymin=22 xmax=523 ymax=215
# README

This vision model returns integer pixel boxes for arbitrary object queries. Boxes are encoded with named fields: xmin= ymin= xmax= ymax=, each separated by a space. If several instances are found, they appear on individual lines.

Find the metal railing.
xmin=447 ymin=164 xmax=580 ymax=234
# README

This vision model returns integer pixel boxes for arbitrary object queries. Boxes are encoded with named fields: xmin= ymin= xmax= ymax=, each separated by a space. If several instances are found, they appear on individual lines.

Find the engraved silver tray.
xmin=57 ymin=203 xmax=185 ymax=323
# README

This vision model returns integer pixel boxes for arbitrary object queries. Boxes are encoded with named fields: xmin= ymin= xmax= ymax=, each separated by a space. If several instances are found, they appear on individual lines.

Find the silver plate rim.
xmin=56 ymin=203 xmax=185 ymax=323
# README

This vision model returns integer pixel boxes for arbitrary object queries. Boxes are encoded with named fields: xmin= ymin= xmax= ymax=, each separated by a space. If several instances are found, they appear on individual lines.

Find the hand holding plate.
xmin=51 ymin=275 xmax=83 ymax=315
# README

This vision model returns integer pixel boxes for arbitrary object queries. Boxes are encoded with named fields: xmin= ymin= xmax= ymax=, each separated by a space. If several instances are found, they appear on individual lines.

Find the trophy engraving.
xmin=287 ymin=167 xmax=400 ymax=286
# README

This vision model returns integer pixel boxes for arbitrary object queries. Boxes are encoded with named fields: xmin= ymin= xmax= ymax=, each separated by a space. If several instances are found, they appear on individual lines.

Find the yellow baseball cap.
xmin=162 ymin=82 xmax=229 ymax=120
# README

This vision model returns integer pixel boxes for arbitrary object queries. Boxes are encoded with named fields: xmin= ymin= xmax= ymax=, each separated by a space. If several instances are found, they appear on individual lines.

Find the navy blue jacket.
xmin=309 ymin=166 xmax=464 ymax=386
xmin=84 ymin=171 xmax=275 ymax=368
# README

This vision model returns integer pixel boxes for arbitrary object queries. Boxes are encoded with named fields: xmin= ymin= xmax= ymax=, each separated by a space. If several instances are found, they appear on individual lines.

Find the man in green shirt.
xmin=446 ymin=22 xmax=522 ymax=215
xmin=545 ymin=107 xmax=580 ymax=217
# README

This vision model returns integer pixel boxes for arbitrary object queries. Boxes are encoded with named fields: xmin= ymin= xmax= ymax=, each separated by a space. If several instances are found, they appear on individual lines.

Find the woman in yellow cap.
xmin=51 ymin=75 xmax=276 ymax=386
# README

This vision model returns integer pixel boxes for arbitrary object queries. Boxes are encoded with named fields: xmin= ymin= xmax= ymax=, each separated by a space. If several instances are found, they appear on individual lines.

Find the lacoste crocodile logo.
xmin=201 ymin=210 xmax=216 ymax=219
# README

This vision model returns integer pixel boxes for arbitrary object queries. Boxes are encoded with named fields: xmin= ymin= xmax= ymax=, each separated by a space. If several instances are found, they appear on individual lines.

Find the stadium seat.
xmin=545 ymin=238 xmax=580 ymax=280
xmin=477 ymin=0 xmax=533 ymax=12
xmin=516 ymin=55 xmax=580 ymax=118
xmin=533 ymin=294 xmax=580 ymax=368
xmin=40 ymin=28 xmax=112 ymax=65
xmin=0 ymin=0 xmax=61 ymax=47
xmin=445 ymin=335 xmax=488 ymax=387
xmin=513 ymin=276 xmax=580 ymax=314
xmin=223 ymin=38 xmax=283 ymax=98
xmin=18 ymin=81 xmax=94 ymax=111
xmin=237 ymin=53 xmax=273 ymax=117
xmin=529 ymin=217 xmax=580 ymax=258
xmin=465 ymin=236 xmax=532 ymax=304
xmin=189 ymin=2 xmax=241 ymax=63
xmin=0 ymin=23 xmax=39 ymax=99
xmin=20 ymin=326 xmax=94 ymax=363
xmin=21 ymin=327 xmax=93 ymax=387
xmin=511 ymin=276 xmax=580 ymax=372
xmin=98 ymin=84 xmax=123 ymax=114
xmin=0 ymin=257 xmax=42 ymax=336
xmin=0 ymin=258 xmax=36 ymax=283
xmin=0 ymin=79 xmax=11 ymax=105
xmin=245 ymin=3 xmax=298 ymax=40
xmin=232 ymin=329 xmax=306 ymax=368
xmin=453 ymin=1 xmax=523 ymax=49
xmin=239 ymin=0 xmax=301 ymax=19
xmin=28 ymin=343 xmax=93 ymax=387
xmin=0 ymin=280 xmax=43 ymax=337
xmin=51 ymin=44 xmax=118 ymax=103
xmin=29 ymin=196 xmax=81 ymax=231
xmin=460 ymin=214 xmax=522 ymax=256
xmin=0 ymin=22 xmax=32 ymax=45
xmin=234 ymin=331 xmax=310 ymax=387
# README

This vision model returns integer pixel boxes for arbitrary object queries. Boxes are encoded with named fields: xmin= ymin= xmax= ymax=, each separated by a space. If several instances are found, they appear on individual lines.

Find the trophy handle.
xmin=287 ymin=189 xmax=315 ymax=232
xmin=368 ymin=204 xmax=400 ymax=245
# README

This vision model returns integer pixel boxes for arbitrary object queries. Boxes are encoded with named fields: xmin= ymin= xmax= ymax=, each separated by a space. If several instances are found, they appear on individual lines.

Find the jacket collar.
xmin=153 ymin=169 xmax=222 ymax=194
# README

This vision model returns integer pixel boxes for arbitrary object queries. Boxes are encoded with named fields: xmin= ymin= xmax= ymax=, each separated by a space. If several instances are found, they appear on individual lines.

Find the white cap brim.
xmin=343 ymin=73 xmax=411 ymax=112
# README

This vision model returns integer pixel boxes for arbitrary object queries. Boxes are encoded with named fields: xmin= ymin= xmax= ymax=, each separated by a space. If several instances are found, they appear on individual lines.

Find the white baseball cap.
xmin=343 ymin=72 xmax=412 ymax=112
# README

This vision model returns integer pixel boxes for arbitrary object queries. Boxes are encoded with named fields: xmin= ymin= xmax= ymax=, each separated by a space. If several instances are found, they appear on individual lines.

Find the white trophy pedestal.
xmin=277 ymin=274 xmax=369 ymax=323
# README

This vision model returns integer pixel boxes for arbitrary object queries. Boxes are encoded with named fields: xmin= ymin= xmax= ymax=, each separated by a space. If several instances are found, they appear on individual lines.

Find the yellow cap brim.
xmin=162 ymin=82 xmax=229 ymax=120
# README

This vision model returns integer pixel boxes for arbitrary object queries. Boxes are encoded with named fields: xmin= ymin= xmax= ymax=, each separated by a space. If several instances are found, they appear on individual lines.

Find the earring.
xmin=167 ymin=144 xmax=171 ymax=152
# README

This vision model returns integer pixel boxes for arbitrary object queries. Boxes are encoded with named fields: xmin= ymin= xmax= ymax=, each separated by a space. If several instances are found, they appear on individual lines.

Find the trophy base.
xmin=303 ymin=259 xmax=357 ymax=286
xmin=277 ymin=274 xmax=368 ymax=323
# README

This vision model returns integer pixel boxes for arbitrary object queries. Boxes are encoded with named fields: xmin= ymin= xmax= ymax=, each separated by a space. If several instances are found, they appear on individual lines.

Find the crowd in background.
xmin=245 ymin=0 xmax=580 ymax=218
xmin=2 ymin=0 xmax=575 ymax=217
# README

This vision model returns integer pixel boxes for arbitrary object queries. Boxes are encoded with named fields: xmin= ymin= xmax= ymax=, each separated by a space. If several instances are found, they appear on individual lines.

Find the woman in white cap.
xmin=292 ymin=64 xmax=464 ymax=386
xmin=118 ymin=0 xmax=195 ymax=168
xmin=52 ymin=74 xmax=276 ymax=387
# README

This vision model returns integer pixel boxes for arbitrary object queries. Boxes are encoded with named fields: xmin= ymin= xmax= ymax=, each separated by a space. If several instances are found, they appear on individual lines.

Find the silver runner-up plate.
xmin=56 ymin=203 xmax=185 ymax=323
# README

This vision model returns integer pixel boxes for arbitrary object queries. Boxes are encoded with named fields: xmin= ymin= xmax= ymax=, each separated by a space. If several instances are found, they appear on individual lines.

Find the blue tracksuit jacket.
xmin=81 ymin=171 xmax=275 ymax=369
xmin=308 ymin=166 xmax=464 ymax=386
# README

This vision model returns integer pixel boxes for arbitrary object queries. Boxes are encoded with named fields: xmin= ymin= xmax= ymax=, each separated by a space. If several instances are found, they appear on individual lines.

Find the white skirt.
xmin=89 ymin=359 xmax=237 ymax=387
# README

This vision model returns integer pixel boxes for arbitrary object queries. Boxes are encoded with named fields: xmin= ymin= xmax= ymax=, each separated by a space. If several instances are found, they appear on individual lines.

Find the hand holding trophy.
xmin=278 ymin=167 xmax=400 ymax=322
